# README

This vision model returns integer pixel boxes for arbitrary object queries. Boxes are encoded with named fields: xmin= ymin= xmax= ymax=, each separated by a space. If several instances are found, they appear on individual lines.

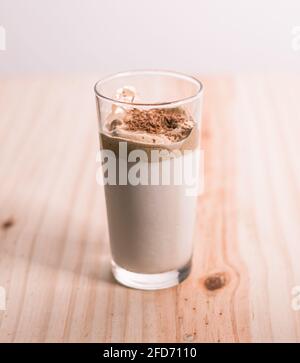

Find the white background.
xmin=1 ymin=0 xmax=300 ymax=74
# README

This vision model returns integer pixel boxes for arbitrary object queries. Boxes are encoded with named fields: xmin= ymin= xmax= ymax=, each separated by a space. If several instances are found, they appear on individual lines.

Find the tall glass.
xmin=94 ymin=70 xmax=203 ymax=290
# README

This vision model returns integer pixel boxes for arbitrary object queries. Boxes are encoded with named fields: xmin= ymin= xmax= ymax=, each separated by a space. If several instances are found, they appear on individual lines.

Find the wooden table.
xmin=0 ymin=74 xmax=300 ymax=342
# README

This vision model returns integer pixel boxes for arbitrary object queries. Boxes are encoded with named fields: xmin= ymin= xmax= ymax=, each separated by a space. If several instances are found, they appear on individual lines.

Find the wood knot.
xmin=204 ymin=272 xmax=227 ymax=291
xmin=2 ymin=218 xmax=15 ymax=230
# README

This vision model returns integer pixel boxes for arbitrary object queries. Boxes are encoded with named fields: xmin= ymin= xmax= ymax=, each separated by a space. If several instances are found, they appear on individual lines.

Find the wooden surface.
xmin=0 ymin=74 xmax=300 ymax=342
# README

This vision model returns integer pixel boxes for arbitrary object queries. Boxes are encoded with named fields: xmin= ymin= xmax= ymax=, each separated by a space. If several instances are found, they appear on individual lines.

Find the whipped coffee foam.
xmin=105 ymin=107 xmax=195 ymax=146
xmin=103 ymin=86 xmax=196 ymax=146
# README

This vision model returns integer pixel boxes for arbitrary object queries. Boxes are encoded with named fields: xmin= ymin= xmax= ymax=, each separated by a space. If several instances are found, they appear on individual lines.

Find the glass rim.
xmin=94 ymin=70 xmax=203 ymax=108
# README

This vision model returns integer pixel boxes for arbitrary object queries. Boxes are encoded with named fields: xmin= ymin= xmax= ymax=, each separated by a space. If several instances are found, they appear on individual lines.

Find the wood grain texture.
xmin=0 ymin=74 xmax=299 ymax=342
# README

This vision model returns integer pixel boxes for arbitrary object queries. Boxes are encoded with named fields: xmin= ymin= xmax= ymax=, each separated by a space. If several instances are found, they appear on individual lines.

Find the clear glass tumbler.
xmin=94 ymin=70 xmax=203 ymax=290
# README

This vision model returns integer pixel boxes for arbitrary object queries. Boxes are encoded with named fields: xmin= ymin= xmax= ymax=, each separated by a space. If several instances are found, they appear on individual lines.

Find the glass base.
xmin=111 ymin=259 xmax=192 ymax=290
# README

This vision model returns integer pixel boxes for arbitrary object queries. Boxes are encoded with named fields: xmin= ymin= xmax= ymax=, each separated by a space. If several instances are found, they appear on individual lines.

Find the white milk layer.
xmin=103 ymin=151 xmax=199 ymax=274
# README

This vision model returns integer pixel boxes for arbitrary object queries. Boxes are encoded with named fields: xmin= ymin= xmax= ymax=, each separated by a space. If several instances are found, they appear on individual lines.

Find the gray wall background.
xmin=1 ymin=0 xmax=300 ymax=74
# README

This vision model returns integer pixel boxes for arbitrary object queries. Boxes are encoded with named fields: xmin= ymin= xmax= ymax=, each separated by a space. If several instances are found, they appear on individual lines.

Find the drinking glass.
xmin=94 ymin=70 xmax=203 ymax=290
